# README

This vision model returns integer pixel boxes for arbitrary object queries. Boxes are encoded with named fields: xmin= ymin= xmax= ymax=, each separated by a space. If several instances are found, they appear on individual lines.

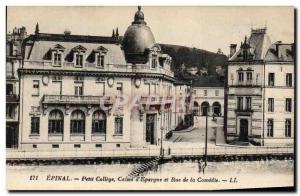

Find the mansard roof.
xmin=230 ymin=28 xmax=272 ymax=61
xmin=23 ymin=33 xmax=126 ymax=65
xmin=265 ymin=42 xmax=294 ymax=62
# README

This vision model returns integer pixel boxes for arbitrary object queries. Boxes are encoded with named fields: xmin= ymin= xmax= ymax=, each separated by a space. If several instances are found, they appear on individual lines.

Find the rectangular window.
xmin=75 ymin=54 xmax=83 ymax=67
xmin=215 ymin=90 xmax=219 ymax=96
xmin=285 ymin=98 xmax=292 ymax=112
xmin=6 ymin=104 xmax=15 ymax=119
xmin=31 ymin=117 xmax=40 ymax=135
xmin=96 ymin=55 xmax=105 ymax=68
xmin=267 ymin=119 xmax=274 ymax=137
xmin=237 ymin=97 xmax=243 ymax=110
xmin=116 ymin=83 xmax=123 ymax=96
xmin=6 ymin=84 xmax=13 ymax=95
xmin=151 ymin=55 xmax=157 ymax=69
xmin=95 ymin=144 xmax=102 ymax=148
xmin=268 ymin=98 xmax=274 ymax=112
xmin=204 ymin=90 xmax=207 ymax=96
xmin=54 ymin=53 xmax=62 ymax=66
xmin=246 ymin=72 xmax=252 ymax=81
xmin=285 ymin=119 xmax=291 ymax=137
xmin=115 ymin=117 xmax=123 ymax=135
xmin=238 ymin=72 xmax=244 ymax=81
xmin=74 ymin=82 xmax=83 ymax=96
xmin=52 ymin=144 xmax=59 ymax=148
xmin=74 ymin=144 xmax=81 ymax=148
xmin=33 ymin=80 xmax=39 ymax=96
xmin=246 ymin=97 xmax=251 ymax=110
xmin=286 ymin=73 xmax=292 ymax=87
xmin=268 ymin=73 xmax=275 ymax=86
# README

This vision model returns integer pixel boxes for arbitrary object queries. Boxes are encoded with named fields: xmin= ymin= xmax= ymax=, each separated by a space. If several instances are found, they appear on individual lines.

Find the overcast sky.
xmin=7 ymin=6 xmax=294 ymax=54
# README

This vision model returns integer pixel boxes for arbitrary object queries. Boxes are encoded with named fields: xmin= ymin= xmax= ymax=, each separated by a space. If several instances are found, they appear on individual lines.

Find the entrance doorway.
xmin=146 ymin=114 xmax=156 ymax=145
xmin=239 ymin=119 xmax=248 ymax=141
xmin=6 ymin=124 xmax=18 ymax=148
xmin=201 ymin=102 xmax=209 ymax=116
xmin=212 ymin=102 xmax=221 ymax=116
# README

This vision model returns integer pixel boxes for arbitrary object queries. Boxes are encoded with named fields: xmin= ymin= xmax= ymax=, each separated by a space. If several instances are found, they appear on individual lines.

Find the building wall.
xmin=263 ymin=63 xmax=294 ymax=146
xmin=192 ymin=87 xmax=224 ymax=116
xmin=226 ymin=62 xmax=294 ymax=146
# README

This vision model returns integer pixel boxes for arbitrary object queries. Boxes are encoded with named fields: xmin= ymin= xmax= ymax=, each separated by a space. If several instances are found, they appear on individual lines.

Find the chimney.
xmin=229 ymin=44 xmax=237 ymax=58
xmin=64 ymin=29 xmax=71 ymax=36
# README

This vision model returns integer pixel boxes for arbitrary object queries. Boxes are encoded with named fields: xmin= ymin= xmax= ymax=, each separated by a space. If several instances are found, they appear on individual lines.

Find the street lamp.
xmin=160 ymin=126 xmax=164 ymax=157
xmin=204 ymin=112 xmax=208 ymax=167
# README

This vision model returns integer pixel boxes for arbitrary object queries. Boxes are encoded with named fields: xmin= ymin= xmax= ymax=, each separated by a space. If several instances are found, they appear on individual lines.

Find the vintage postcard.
xmin=6 ymin=6 xmax=295 ymax=191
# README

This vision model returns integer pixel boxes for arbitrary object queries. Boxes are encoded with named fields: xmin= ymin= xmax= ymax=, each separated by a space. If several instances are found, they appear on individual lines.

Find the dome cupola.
xmin=122 ymin=6 xmax=156 ymax=64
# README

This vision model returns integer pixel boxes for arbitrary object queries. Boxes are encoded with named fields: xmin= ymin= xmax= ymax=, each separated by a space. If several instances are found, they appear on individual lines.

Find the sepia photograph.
xmin=5 ymin=5 xmax=295 ymax=191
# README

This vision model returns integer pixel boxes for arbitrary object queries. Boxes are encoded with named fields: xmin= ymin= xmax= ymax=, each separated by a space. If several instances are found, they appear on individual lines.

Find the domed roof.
xmin=122 ymin=6 xmax=156 ymax=64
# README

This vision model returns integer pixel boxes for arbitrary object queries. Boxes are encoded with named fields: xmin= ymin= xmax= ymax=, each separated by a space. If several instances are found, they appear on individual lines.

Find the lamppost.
xmin=160 ymin=126 xmax=164 ymax=157
xmin=204 ymin=111 xmax=208 ymax=166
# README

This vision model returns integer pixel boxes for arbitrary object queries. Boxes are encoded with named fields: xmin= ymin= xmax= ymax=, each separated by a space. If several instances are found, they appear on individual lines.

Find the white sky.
xmin=7 ymin=6 xmax=294 ymax=54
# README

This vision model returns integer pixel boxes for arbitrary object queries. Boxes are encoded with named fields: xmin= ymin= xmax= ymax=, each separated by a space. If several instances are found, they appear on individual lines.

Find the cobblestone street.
xmin=168 ymin=116 xmax=225 ymax=145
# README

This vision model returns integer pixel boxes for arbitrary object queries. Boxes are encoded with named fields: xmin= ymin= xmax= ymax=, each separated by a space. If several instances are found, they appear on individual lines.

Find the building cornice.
xmin=18 ymin=68 xmax=176 ymax=82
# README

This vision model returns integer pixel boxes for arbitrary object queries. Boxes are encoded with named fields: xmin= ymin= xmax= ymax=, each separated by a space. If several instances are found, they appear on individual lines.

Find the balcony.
xmin=6 ymin=94 xmax=19 ymax=103
xmin=234 ymin=108 xmax=254 ymax=114
xmin=42 ymin=95 xmax=113 ymax=105
xmin=140 ymin=96 xmax=175 ymax=105
xmin=23 ymin=60 xmax=174 ymax=78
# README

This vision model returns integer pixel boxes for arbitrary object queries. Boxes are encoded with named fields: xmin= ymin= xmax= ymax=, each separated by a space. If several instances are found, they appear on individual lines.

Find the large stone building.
xmin=17 ymin=7 xmax=192 ymax=150
xmin=6 ymin=26 xmax=27 ymax=148
xmin=225 ymin=28 xmax=294 ymax=146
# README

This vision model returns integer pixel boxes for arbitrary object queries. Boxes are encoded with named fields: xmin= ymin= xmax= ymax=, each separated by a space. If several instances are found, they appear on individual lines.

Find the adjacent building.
xmin=225 ymin=28 xmax=294 ymax=146
xmin=192 ymin=77 xmax=224 ymax=117
xmin=6 ymin=26 xmax=27 ymax=148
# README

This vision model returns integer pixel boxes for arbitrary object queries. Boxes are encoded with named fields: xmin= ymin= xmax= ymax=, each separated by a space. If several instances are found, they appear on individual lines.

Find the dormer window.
xmin=96 ymin=54 xmax=105 ymax=68
xmin=75 ymin=54 xmax=84 ymax=67
xmin=51 ymin=44 xmax=65 ymax=67
xmin=72 ymin=45 xmax=87 ymax=68
xmin=93 ymin=46 xmax=108 ymax=68
xmin=54 ymin=53 xmax=62 ymax=66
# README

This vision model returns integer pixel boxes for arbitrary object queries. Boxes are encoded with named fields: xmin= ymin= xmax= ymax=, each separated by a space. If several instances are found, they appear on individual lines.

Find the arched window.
xmin=70 ymin=110 xmax=85 ymax=134
xmin=48 ymin=110 xmax=64 ymax=134
xmin=92 ymin=110 xmax=106 ymax=134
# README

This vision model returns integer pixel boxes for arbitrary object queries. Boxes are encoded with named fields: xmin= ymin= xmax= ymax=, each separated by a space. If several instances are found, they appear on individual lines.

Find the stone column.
xmin=85 ymin=114 xmax=92 ymax=142
xmin=63 ymin=114 xmax=70 ymax=142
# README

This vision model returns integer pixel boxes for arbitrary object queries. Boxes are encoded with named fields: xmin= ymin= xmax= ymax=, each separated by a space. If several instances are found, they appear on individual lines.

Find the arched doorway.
xmin=212 ymin=102 xmax=221 ymax=116
xmin=193 ymin=101 xmax=200 ymax=116
xmin=201 ymin=102 xmax=210 ymax=116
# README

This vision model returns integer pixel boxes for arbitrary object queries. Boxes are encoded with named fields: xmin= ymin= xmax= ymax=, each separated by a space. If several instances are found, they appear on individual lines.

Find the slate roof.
xmin=230 ymin=28 xmax=272 ymax=61
xmin=265 ymin=43 xmax=294 ymax=62
xmin=191 ymin=76 xmax=224 ymax=87
xmin=23 ymin=33 xmax=126 ymax=65
xmin=230 ymin=28 xmax=294 ymax=63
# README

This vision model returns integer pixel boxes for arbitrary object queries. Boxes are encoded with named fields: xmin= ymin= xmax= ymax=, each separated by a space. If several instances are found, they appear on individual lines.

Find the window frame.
xmin=268 ymin=73 xmax=275 ymax=86
xmin=286 ymin=73 xmax=292 ymax=87
xmin=31 ymin=116 xmax=40 ymax=135
xmin=114 ymin=117 xmax=123 ymax=135
xmin=32 ymin=80 xmax=40 ymax=96
xmin=285 ymin=119 xmax=291 ymax=137
xmin=268 ymin=98 xmax=274 ymax=112
xmin=267 ymin=119 xmax=274 ymax=137
xmin=70 ymin=110 xmax=85 ymax=135
xmin=285 ymin=98 xmax=292 ymax=112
